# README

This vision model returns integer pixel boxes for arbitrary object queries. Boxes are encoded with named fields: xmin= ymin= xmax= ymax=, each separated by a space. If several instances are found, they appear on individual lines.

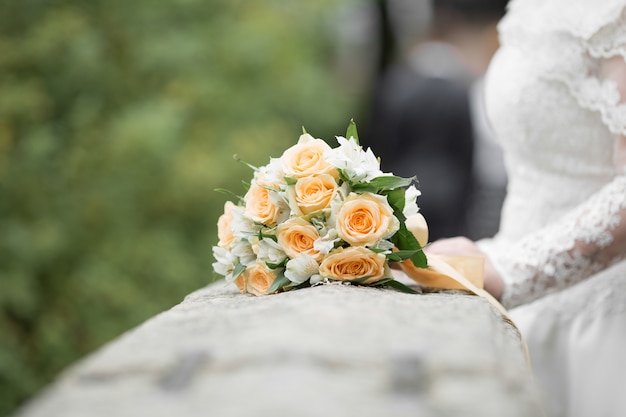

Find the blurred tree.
xmin=0 ymin=0 xmax=359 ymax=414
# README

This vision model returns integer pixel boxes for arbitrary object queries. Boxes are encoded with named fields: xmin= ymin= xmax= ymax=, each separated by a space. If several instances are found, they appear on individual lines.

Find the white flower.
xmin=230 ymin=205 xmax=260 ymax=242
xmin=284 ymin=253 xmax=320 ymax=284
xmin=309 ymin=273 xmax=323 ymax=285
xmin=255 ymin=157 xmax=285 ymax=186
xmin=314 ymin=228 xmax=339 ymax=255
xmin=212 ymin=246 xmax=237 ymax=281
xmin=257 ymin=238 xmax=288 ymax=265
xmin=324 ymin=136 xmax=388 ymax=183
xmin=231 ymin=240 xmax=256 ymax=267
xmin=403 ymin=185 xmax=421 ymax=218
xmin=267 ymin=188 xmax=291 ymax=224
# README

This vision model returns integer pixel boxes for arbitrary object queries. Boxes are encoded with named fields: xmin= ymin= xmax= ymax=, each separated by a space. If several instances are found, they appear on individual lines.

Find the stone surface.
xmin=14 ymin=281 xmax=543 ymax=417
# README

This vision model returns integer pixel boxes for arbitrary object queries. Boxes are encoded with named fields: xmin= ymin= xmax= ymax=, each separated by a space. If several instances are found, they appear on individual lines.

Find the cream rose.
xmin=243 ymin=262 xmax=279 ymax=296
xmin=217 ymin=201 xmax=237 ymax=248
xmin=281 ymin=133 xmax=338 ymax=179
xmin=244 ymin=181 xmax=282 ymax=225
xmin=335 ymin=192 xmax=400 ymax=247
xmin=290 ymin=174 xmax=337 ymax=215
xmin=318 ymin=246 xmax=387 ymax=284
xmin=276 ymin=217 xmax=323 ymax=261
xmin=233 ymin=273 xmax=246 ymax=293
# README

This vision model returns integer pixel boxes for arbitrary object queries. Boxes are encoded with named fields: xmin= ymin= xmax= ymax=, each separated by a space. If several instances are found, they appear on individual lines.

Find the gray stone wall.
xmin=14 ymin=281 xmax=543 ymax=417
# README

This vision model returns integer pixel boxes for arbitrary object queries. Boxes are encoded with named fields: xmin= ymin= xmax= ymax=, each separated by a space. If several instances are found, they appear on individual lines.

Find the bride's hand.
xmin=426 ymin=237 xmax=504 ymax=300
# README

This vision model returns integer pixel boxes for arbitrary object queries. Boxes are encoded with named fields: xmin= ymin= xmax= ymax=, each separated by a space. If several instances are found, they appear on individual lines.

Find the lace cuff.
xmin=494 ymin=175 xmax=626 ymax=309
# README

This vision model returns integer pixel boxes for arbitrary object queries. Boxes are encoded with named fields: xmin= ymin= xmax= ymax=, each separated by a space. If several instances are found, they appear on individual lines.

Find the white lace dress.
xmin=477 ymin=0 xmax=626 ymax=416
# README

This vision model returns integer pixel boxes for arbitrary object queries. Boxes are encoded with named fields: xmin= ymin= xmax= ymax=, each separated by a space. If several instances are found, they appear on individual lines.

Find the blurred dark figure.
xmin=362 ymin=0 xmax=508 ymax=241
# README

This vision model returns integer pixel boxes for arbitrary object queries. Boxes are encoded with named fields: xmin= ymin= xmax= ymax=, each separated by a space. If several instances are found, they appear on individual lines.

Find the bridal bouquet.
xmin=212 ymin=121 xmax=428 ymax=296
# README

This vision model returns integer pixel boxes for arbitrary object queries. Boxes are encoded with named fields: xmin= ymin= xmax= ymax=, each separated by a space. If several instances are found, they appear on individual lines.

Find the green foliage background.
xmin=0 ymin=0 xmax=362 ymax=413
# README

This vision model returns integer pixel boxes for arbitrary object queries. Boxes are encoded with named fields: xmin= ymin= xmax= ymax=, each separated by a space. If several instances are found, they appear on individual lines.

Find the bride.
xmin=424 ymin=0 xmax=626 ymax=416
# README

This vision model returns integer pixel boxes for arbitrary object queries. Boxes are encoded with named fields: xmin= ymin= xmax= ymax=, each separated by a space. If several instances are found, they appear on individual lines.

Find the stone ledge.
xmin=14 ymin=281 xmax=543 ymax=417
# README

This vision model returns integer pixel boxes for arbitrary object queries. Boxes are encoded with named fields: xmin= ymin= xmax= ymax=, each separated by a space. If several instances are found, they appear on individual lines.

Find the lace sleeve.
xmin=496 ymin=175 xmax=626 ymax=308
xmin=494 ymin=18 xmax=626 ymax=309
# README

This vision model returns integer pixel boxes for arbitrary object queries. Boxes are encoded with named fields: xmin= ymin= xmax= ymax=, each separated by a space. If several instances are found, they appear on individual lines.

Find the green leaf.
xmin=386 ymin=188 xmax=407 ymax=222
xmin=346 ymin=118 xmax=359 ymax=145
xmin=369 ymin=247 xmax=389 ymax=254
xmin=381 ymin=279 xmax=420 ymax=294
xmin=391 ymin=222 xmax=419 ymax=251
xmin=349 ymin=275 xmax=373 ymax=285
xmin=284 ymin=176 xmax=297 ymax=185
xmin=258 ymin=232 xmax=278 ymax=241
xmin=351 ymin=175 xmax=416 ymax=193
xmin=233 ymin=154 xmax=258 ymax=171
xmin=386 ymin=188 xmax=406 ymax=210
xmin=386 ymin=249 xmax=422 ymax=262
xmin=232 ymin=262 xmax=246 ymax=280
xmin=309 ymin=215 xmax=327 ymax=230
xmin=337 ymin=168 xmax=351 ymax=184
xmin=267 ymin=269 xmax=290 ymax=294
xmin=265 ymin=258 xmax=288 ymax=269
xmin=302 ymin=126 xmax=308 ymax=134
xmin=410 ymin=248 xmax=428 ymax=269
xmin=214 ymin=188 xmax=241 ymax=202
xmin=391 ymin=223 xmax=428 ymax=268
xmin=260 ymin=183 xmax=281 ymax=192
xmin=286 ymin=280 xmax=312 ymax=290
